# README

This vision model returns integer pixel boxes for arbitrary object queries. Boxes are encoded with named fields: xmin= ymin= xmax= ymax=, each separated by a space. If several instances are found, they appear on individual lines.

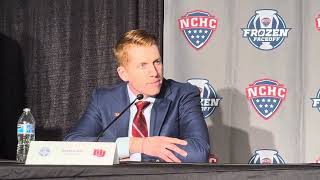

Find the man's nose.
xmin=148 ymin=64 xmax=159 ymax=76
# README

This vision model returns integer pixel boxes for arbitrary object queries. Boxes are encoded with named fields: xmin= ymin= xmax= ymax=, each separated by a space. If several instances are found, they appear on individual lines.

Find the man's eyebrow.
xmin=153 ymin=58 xmax=161 ymax=62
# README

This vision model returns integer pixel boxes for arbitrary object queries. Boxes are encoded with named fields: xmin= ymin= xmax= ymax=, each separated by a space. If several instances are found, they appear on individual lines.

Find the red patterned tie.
xmin=132 ymin=101 xmax=150 ymax=137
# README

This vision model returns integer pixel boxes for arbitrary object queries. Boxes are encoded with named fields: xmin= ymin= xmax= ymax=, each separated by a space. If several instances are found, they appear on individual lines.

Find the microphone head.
xmin=137 ymin=94 xmax=144 ymax=100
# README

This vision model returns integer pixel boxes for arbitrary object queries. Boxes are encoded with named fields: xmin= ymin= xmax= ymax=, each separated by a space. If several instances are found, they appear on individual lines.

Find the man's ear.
xmin=117 ymin=66 xmax=128 ymax=81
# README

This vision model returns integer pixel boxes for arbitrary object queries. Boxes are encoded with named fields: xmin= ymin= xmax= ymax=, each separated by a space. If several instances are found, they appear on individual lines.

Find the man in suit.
xmin=65 ymin=30 xmax=210 ymax=163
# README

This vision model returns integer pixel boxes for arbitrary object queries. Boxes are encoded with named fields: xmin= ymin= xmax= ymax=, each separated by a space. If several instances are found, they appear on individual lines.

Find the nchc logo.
xmin=178 ymin=10 xmax=218 ymax=50
xmin=311 ymin=89 xmax=320 ymax=111
xmin=246 ymin=79 xmax=287 ymax=120
xmin=242 ymin=9 xmax=291 ymax=50
xmin=187 ymin=78 xmax=221 ymax=118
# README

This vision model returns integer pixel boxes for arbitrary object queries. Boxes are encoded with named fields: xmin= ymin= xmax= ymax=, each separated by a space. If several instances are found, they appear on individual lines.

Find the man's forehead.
xmin=127 ymin=45 xmax=160 ymax=60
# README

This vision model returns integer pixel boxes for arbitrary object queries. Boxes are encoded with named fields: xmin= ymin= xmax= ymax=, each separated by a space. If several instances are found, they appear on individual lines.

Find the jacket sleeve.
xmin=142 ymin=84 xmax=210 ymax=163
xmin=64 ymin=89 xmax=117 ymax=142
xmin=175 ymin=85 xmax=210 ymax=163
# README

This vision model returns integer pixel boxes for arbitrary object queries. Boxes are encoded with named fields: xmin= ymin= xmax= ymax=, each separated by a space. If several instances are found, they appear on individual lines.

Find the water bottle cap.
xmin=23 ymin=108 xmax=31 ymax=112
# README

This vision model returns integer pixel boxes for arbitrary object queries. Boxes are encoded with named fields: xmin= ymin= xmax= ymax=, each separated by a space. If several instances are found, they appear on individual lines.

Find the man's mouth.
xmin=149 ymin=79 xmax=161 ymax=85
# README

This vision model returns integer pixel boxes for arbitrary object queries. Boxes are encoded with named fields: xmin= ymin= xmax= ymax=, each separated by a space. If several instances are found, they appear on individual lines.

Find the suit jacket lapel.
xmin=115 ymin=83 xmax=130 ymax=137
xmin=150 ymin=99 xmax=171 ymax=136
xmin=150 ymin=80 xmax=172 ymax=136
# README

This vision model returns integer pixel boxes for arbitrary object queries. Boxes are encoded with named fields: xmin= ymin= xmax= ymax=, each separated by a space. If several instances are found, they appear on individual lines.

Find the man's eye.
xmin=155 ymin=60 xmax=162 ymax=64
xmin=138 ymin=63 xmax=146 ymax=68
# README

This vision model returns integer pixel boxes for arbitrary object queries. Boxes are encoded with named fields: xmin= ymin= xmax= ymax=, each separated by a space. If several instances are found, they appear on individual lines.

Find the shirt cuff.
xmin=116 ymin=137 xmax=130 ymax=159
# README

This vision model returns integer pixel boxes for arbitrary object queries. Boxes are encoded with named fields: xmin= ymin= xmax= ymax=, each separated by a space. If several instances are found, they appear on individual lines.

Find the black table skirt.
xmin=1 ymin=161 xmax=320 ymax=180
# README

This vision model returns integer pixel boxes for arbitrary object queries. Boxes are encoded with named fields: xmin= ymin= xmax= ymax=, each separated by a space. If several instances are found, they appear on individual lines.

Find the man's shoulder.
xmin=93 ymin=82 xmax=126 ymax=97
xmin=165 ymin=79 xmax=199 ymax=94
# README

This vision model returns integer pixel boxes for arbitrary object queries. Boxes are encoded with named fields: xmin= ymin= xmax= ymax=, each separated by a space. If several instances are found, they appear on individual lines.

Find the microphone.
xmin=96 ymin=93 xmax=144 ymax=142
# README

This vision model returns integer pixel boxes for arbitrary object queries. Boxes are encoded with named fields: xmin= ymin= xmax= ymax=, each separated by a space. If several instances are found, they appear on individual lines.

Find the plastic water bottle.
xmin=16 ymin=108 xmax=35 ymax=163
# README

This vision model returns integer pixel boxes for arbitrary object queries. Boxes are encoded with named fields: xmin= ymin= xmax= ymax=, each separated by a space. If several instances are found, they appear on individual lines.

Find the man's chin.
xmin=144 ymin=89 xmax=161 ymax=98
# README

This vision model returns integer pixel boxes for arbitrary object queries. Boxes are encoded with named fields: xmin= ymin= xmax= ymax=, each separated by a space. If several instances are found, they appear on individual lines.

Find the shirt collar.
xmin=127 ymin=84 xmax=155 ymax=103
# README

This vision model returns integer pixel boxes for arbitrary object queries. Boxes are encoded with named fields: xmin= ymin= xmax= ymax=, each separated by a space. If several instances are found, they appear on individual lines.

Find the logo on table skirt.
xmin=249 ymin=149 xmax=285 ymax=164
xmin=39 ymin=147 xmax=51 ymax=157
xmin=178 ymin=10 xmax=218 ymax=50
xmin=187 ymin=78 xmax=221 ymax=118
xmin=311 ymin=89 xmax=320 ymax=111
xmin=93 ymin=149 xmax=106 ymax=157
xmin=242 ymin=9 xmax=291 ymax=50
xmin=316 ymin=14 xmax=320 ymax=31
xmin=246 ymin=78 xmax=287 ymax=120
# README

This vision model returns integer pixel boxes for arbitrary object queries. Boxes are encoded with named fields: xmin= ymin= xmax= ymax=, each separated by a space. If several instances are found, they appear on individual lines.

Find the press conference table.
xmin=1 ymin=161 xmax=320 ymax=180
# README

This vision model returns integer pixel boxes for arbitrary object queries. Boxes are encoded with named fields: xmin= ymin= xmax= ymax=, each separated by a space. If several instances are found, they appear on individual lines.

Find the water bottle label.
xmin=17 ymin=124 xmax=34 ymax=134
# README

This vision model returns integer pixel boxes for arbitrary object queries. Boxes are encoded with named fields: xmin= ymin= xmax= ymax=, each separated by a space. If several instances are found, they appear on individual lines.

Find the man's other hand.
xmin=130 ymin=136 xmax=188 ymax=163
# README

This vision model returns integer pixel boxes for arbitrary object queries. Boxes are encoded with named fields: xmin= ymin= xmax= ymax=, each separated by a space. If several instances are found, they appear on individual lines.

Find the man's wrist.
xmin=129 ymin=137 xmax=144 ymax=153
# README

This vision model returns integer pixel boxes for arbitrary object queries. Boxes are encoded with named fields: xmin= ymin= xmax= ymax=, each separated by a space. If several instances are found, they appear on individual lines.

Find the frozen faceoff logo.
xmin=316 ymin=14 xmax=320 ymax=31
xmin=246 ymin=79 xmax=287 ymax=120
xmin=249 ymin=149 xmax=285 ymax=164
xmin=178 ymin=10 xmax=218 ymax=50
xmin=242 ymin=9 xmax=291 ymax=50
xmin=311 ymin=89 xmax=320 ymax=111
xmin=187 ymin=78 xmax=221 ymax=118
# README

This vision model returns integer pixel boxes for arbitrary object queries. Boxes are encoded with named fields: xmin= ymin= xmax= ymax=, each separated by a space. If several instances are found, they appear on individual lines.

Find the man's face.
xmin=117 ymin=44 xmax=163 ymax=98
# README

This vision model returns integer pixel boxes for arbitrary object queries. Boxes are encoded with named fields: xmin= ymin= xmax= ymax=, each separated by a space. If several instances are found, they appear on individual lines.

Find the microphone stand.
xmin=96 ymin=94 xmax=144 ymax=142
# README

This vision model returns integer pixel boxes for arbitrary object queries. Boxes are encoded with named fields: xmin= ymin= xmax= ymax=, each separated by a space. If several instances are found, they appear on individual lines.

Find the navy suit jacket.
xmin=65 ymin=79 xmax=210 ymax=162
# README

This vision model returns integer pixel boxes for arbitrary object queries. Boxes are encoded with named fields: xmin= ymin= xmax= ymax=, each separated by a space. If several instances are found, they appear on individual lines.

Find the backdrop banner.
xmin=164 ymin=0 xmax=320 ymax=164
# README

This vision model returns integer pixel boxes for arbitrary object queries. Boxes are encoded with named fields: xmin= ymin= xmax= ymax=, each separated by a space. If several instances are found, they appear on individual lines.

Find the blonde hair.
xmin=113 ymin=29 xmax=158 ymax=66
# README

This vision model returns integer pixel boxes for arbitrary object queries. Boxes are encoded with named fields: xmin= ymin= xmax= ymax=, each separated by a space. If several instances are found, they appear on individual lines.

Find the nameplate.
xmin=25 ymin=141 xmax=119 ymax=165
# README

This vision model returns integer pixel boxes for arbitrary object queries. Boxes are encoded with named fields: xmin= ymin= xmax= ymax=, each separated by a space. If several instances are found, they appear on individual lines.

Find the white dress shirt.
xmin=115 ymin=85 xmax=155 ymax=161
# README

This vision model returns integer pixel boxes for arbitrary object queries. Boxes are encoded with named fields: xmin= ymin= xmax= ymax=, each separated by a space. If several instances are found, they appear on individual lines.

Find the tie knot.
xmin=135 ymin=101 xmax=150 ymax=111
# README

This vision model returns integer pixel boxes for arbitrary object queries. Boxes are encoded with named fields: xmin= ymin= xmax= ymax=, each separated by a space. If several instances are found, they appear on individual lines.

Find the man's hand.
xmin=130 ymin=136 xmax=188 ymax=163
